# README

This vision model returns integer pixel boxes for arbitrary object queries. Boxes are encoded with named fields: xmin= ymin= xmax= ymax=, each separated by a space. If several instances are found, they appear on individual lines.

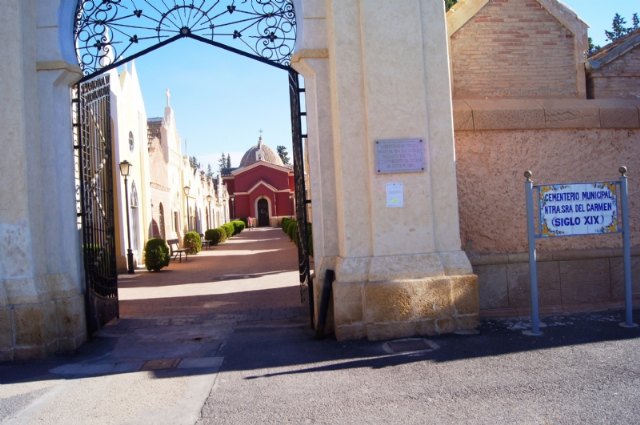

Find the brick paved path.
xmin=118 ymin=226 xmax=306 ymax=320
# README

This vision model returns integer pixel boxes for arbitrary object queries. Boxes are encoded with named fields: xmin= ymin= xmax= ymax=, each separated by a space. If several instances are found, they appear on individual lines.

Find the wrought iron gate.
xmin=73 ymin=74 xmax=119 ymax=334
xmin=73 ymin=0 xmax=313 ymax=328
xmin=289 ymin=70 xmax=314 ymax=324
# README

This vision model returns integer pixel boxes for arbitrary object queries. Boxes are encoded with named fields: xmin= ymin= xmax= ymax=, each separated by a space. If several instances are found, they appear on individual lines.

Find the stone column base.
xmin=0 ymin=274 xmax=86 ymax=361
xmin=333 ymin=274 xmax=479 ymax=341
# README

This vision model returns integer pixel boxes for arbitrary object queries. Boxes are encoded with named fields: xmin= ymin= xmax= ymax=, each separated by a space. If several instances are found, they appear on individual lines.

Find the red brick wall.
xmin=450 ymin=0 xmax=578 ymax=98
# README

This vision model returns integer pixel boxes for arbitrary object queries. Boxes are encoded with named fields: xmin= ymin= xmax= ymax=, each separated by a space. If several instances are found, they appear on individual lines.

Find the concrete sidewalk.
xmin=2 ymin=228 xmax=640 ymax=424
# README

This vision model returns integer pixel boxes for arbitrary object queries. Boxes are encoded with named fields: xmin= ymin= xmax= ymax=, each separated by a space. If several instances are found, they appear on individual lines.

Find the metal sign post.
xmin=619 ymin=167 xmax=638 ymax=328
xmin=524 ymin=171 xmax=542 ymax=336
xmin=524 ymin=167 xmax=637 ymax=336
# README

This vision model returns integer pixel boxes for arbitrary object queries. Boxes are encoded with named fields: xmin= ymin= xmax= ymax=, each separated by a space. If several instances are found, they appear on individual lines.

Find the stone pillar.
xmin=0 ymin=0 xmax=86 ymax=360
xmin=292 ymin=0 xmax=340 ymax=325
xmin=318 ymin=0 xmax=478 ymax=340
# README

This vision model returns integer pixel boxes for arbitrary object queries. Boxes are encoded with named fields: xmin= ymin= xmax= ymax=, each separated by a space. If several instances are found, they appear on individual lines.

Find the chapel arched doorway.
xmin=258 ymin=199 xmax=270 ymax=227
xmin=73 ymin=0 xmax=312 ymax=334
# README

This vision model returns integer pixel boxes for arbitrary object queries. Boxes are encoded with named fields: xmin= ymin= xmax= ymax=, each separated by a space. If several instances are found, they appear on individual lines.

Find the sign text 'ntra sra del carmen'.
xmin=538 ymin=182 xmax=619 ymax=237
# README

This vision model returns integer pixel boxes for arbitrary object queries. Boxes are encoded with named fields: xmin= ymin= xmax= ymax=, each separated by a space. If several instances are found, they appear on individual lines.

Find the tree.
xmin=277 ymin=145 xmax=290 ymax=165
xmin=218 ymin=152 xmax=227 ymax=173
xmin=226 ymin=154 xmax=231 ymax=169
xmin=604 ymin=13 xmax=639 ymax=43
xmin=206 ymin=164 xmax=214 ymax=179
xmin=589 ymin=12 xmax=638 ymax=56
xmin=189 ymin=156 xmax=200 ymax=171
xmin=445 ymin=0 xmax=457 ymax=11
xmin=588 ymin=37 xmax=601 ymax=56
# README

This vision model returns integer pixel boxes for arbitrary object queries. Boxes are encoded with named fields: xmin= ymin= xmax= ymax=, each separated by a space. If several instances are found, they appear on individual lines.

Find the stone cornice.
xmin=36 ymin=61 xmax=82 ymax=74
xmin=291 ymin=48 xmax=329 ymax=63
xmin=150 ymin=182 xmax=170 ymax=192
xmin=453 ymin=98 xmax=640 ymax=131
xmin=469 ymin=247 xmax=640 ymax=266
xmin=446 ymin=0 xmax=489 ymax=37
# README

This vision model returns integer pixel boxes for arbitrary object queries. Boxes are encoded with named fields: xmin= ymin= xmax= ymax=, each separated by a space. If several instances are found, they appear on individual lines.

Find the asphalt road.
xmin=2 ymin=228 xmax=639 ymax=424
xmin=198 ymin=311 xmax=640 ymax=425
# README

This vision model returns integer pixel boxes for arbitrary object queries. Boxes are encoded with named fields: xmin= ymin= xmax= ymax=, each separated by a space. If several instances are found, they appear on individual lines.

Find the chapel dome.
xmin=239 ymin=135 xmax=284 ymax=168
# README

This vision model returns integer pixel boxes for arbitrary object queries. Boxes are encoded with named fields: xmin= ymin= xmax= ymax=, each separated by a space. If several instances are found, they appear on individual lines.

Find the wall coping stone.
xmin=469 ymin=247 xmax=640 ymax=266
xmin=291 ymin=48 xmax=329 ymax=63
xmin=454 ymin=98 xmax=640 ymax=131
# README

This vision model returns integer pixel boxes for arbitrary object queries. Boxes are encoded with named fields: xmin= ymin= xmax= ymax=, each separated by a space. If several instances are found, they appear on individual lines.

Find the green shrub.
xmin=222 ymin=222 xmax=235 ymax=239
xmin=204 ymin=228 xmax=223 ymax=246
xmin=240 ymin=217 xmax=248 ymax=227
xmin=218 ymin=227 xmax=228 ymax=243
xmin=183 ymin=231 xmax=202 ymax=254
xmin=280 ymin=220 xmax=313 ymax=257
xmin=232 ymin=220 xmax=245 ymax=235
xmin=144 ymin=238 xmax=170 ymax=272
xmin=205 ymin=228 xmax=224 ymax=246
xmin=286 ymin=220 xmax=298 ymax=244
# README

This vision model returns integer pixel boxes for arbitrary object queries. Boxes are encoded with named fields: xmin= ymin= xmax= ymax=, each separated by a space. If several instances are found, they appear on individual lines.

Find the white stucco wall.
xmin=0 ymin=0 xmax=87 ymax=360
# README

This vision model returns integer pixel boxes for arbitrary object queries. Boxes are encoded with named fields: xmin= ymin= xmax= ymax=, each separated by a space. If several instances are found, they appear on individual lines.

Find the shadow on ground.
xmin=217 ymin=309 xmax=640 ymax=379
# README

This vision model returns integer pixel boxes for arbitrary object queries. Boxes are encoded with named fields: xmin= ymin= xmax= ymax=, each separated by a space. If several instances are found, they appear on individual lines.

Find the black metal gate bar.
xmin=289 ymin=69 xmax=314 ymax=327
xmin=74 ymin=74 xmax=119 ymax=335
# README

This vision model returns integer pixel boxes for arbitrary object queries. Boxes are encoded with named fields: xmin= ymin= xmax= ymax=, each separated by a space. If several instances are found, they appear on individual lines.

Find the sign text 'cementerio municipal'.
xmin=538 ymin=182 xmax=618 ymax=237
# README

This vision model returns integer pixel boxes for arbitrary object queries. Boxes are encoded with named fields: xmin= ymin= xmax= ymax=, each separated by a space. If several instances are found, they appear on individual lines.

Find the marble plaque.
xmin=375 ymin=138 xmax=425 ymax=174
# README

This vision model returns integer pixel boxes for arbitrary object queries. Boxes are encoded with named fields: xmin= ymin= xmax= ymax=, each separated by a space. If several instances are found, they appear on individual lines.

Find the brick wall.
xmin=590 ymin=45 xmax=640 ymax=99
xmin=451 ymin=0 xmax=578 ymax=98
xmin=454 ymin=119 xmax=640 ymax=313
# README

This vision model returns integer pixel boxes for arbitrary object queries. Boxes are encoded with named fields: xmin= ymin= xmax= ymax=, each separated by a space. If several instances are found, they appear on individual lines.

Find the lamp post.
xmin=206 ymin=194 xmax=212 ymax=229
xmin=289 ymin=193 xmax=294 ymax=218
xmin=230 ymin=195 xmax=235 ymax=219
xmin=184 ymin=185 xmax=191 ymax=231
xmin=119 ymin=160 xmax=135 ymax=274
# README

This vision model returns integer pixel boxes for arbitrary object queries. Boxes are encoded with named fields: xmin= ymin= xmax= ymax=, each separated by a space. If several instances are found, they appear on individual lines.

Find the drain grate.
xmin=383 ymin=338 xmax=439 ymax=354
xmin=140 ymin=358 xmax=180 ymax=371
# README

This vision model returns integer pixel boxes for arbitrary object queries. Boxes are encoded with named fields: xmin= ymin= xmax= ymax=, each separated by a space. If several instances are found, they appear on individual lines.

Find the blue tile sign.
xmin=538 ymin=182 xmax=619 ymax=237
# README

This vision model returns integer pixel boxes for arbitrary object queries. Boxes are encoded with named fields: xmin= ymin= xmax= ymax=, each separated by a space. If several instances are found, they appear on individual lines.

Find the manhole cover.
xmin=383 ymin=338 xmax=439 ymax=354
xmin=141 ymin=358 xmax=180 ymax=371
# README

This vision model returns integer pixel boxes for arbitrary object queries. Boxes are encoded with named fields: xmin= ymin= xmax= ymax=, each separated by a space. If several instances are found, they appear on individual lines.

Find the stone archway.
xmin=1 ymin=0 xmax=478 ymax=360
xmin=72 ymin=0 xmax=314 ymax=332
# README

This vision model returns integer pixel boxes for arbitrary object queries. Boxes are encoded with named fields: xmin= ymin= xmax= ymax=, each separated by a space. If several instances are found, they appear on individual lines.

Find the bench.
xmin=200 ymin=234 xmax=211 ymax=250
xmin=167 ymin=239 xmax=188 ymax=262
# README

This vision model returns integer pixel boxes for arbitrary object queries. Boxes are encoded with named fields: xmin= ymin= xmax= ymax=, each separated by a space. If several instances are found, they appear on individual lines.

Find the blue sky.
xmin=132 ymin=1 xmax=638 ymax=172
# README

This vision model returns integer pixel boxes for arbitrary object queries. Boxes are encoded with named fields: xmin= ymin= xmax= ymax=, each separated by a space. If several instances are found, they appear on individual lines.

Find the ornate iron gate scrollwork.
xmin=74 ymin=0 xmax=297 ymax=76
xmin=73 ymin=75 xmax=119 ymax=334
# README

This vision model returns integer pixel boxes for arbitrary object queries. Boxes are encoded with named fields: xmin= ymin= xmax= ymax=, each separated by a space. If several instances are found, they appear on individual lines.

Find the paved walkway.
xmin=118 ymin=226 xmax=305 ymax=319
xmin=3 ymin=228 xmax=640 ymax=424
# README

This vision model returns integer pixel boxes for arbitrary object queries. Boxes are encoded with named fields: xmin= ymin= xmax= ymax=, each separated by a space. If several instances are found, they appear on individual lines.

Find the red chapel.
xmin=222 ymin=136 xmax=295 ymax=226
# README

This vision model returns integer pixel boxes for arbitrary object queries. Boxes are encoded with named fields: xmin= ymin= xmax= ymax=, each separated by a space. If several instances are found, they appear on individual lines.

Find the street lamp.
xmin=118 ymin=160 xmax=135 ymax=274
xmin=289 ymin=192 xmax=295 ymax=218
xmin=184 ymin=185 xmax=191 ymax=231
xmin=230 ymin=195 xmax=235 ymax=219
xmin=206 ymin=194 xmax=212 ymax=229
